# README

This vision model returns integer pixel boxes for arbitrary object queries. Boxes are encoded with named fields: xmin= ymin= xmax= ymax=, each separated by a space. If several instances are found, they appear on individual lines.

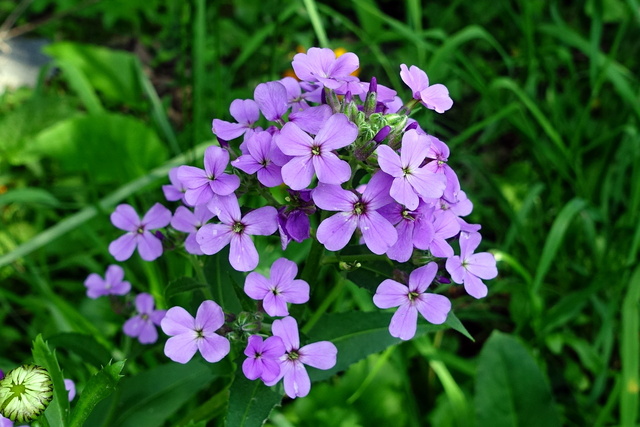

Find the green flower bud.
xmin=0 ymin=365 xmax=54 ymax=423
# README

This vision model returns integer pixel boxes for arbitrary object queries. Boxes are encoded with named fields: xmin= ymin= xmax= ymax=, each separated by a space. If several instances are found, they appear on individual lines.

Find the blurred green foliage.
xmin=1 ymin=0 xmax=639 ymax=426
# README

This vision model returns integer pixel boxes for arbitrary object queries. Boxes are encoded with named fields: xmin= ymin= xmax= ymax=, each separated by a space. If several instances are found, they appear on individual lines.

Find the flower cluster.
xmin=94 ymin=47 xmax=497 ymax=399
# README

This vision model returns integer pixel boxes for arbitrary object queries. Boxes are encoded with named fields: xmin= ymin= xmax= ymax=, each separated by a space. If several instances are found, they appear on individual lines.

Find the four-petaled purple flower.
xmin=178 ymin=145 xmax=240 ymax=207
xmin=162 ymin=167 xmax=187 ymax=204
xmin=231 ymin=131 xmax=288 ymax=187
xmin=373 ymin=262 xmax=451 ymax=340
xmin=276 ymin=113 xmax=357 ymax=190
xmin=123 ymin=293 xmax=167 ymax=344
xmin=108 ymin=203 xmax=172 ymax=262
xmin=244 ymin=258 xmax=310 ymax=317
xmin=292 ymin=47 xmax=359 ymax=89
xmin=264 ymin=316 xmax=337 ymax=399
xmin=445 ymin=232 xmax=497 ymax=299
xmin=313 ymin=171 xmax=398 ymax=254
xmin=242 ymin=335 xmax=286 ymax=383
xmin=170 ymin=205 xmax=216 ymax=255
xmin=399 ymin=64 xmax=453 ymax=113
xmin=377 ymin=129 xmax=446 ymax=210
xmin=196 ymin=195 xmax=277 ymax=271
xmin=212 ymin=99 xmax=261 ymax=141
xmin=84 ymin=264 xmax=131 ymax=299
xmin=161 ymin=300 xmax=231 ymax=364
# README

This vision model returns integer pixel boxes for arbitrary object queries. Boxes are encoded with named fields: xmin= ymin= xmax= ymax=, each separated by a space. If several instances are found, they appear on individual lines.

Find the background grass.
xmin=1 ymin=0 xmax=639 ymax=425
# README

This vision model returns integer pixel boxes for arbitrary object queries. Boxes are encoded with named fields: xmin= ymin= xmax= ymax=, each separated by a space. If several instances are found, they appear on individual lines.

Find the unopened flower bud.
xmin=0 ymin=365 xmax=53 ymax=423
xmin=363 ymin=77 xmax=378 ymax=118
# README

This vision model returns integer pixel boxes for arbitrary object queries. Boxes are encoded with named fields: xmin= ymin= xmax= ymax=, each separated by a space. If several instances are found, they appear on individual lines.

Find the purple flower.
xmin=242 ymin=335 xmax=286 ymax=382
xmin=170 ymin=205 xmax=216 ymax=255
xmin=178 ymin=145 xmax=240 ymax=207
xmin=424 ymin=135 xmax=461 ymax=202
xmin=231 ymin=131 xmax=288 ymax=187
xmin=313 ymin=171 xmax=398 ymax=254
xmin=212 ymin=99 xmax=260 ymax=140
xmin=108 ymin=203 xmax=172 ymax=262
xmin=292 ymin=47 xmax=359 ymax=89
xmin=64 ymin=379 xmax=76 ymax=401
xmin=123 ymin=293 xmax=167 ymax=344
xmin=84 ymin=264 xmax=131 ymax=299
xmin=373 ymin=262 xmax=451 ymax=340
xmin=254 ymin=81 xmax=289 ymax=123
xmin=289 ymin=104 xmax=333 ymax=135
xmin=400 ymin=64 xmax=453 ymax=113
xmin=196 ymin=195 xmax=277 ymax=271
xmin=277 ymin=189 xmax=315 ymax=249
xmin=0 ymin=415 xmax=12 ymax=427
xmin=244 ymin=258 xmax=310 ymax=317
xmin=264 ymin=316 xmax=337 ymax=399
xmin=279 ymin=76 xmax=308 ymax=112
xmin=275 ymin=114 xmax=357 ymax=190
xmin=162 ymin=167 xmax=187 ymax=203
xmin=414 ymin=210 xmax=460 ymax=258
xmin=161 ymin=300 xmax=230 ymax=364
xmin=376 ymin=129 xmax=446 ymax=210
xmin=445 ymin=232 xmax=497 ymax=299
xmin=379 ymin=201 xmax=434 ymax=263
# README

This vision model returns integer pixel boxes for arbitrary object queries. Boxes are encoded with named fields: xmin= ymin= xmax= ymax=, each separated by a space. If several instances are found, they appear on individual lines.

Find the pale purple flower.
xmin=414 ymin=210 xmax=460 ymax=258
xmin=161 ymin=300 xmax=230 ymax=364
xmin=242 ymin=335 xmax=286 ymax=382
xmin=288 ymin=104 xmax=333 ymax=134
xmin=445 ymin=232 xmax=497 ymax=299
xmin=123 ymin=293 xmax=167 ymax=344
xmin=108 ymin=203 xmax=172 ymax=262
xmin=264 ymin=316 xmax=337 ymax=398
xmin=277 ymin=189 xmax=315 ymax=249
xmin=379 ymin=201 xmax=435 ymax=263
xmin=400 ymin=64 xmax=453 ymax=113
xmin=212 ymin=99 xmax=260 ymax=140
xmin=424 ymin=135 xmax=461 ymax=202
xmin=376 ymin=129 xmax=446 ymax=210
xmin=275 ymin=114 xmax=357 ymax=190
xmin=231 ymin=131 xmax=288 ymax=187
xmin=64 ymin=379 xmax=76 ymax=401
xmin=244 ymin=258 xmax=310 ymax=317
xmin=162 ymin=167 xmax=187 ymax=203
xmin=435 ymin=190 xmax=473 ymax=217
xmin=171 ymin=205 xmax=216 ymax=255
xmin=314 ymin=171 xmax=397 ymax=254
xmin=373 ymin=262 xmax=451 ymax=340
xmin=178 ymin=145 xmax=240 ymax=207
xmin=279 ymin=76 xmax=308 ymax=112
xmin=0 ymin=415 xmax=12 ymax=427
xmin=84 ymin=264 xmax=131 ymax=299
xmin=196 ymin=195 xmax=277 ymax=271
xmin=292 ymin=47 xmax=359 ymax=89
xmin=254 ymin=81 xmax=289 ymax=122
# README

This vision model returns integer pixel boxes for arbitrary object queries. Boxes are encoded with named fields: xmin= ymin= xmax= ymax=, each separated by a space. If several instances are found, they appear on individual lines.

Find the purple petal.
xmin=390 ymin=177 xmax=420 ymax=210
xmin=84 ymin=273 xmax=106 ymax=299
xmin=137 ymin=231 xmax=164 ymax=261
xmin=109 ymin=233 xmax=137 ymax=261
xmin=429 ymin=236 xmax=454 ymax=258
xmin=232 ymin=154 xmax=263 ymax=175
xmin=373 ymin=279 xmax=408 ymax=309
xmin=198 ymin=334 xmax=230 ymax=363
xmin=272 ymin=316 xmax=300 ymax=351
xmin=123 ymin=315 xmax=144 ymax=337
xmin=285 ymin=210 xmax=310 ymax=242
xmin=242 ymin=357 xmax=263 ymax=380
xmin=136 ymin=293 xmax=155 ymax=313
xmin=209 ymin=173 xmax=240 ymax=196
xmin=270 ymin=258 xmax=297 ymax=284
xmin=257 ymin=164 xmax=284 ymax=187
xmin=164 ymin=333 xmax=198 ymax=364
xmin=142 ymin=203 xmax=172 ymax=229
xmin=195 ymin=300 xmax=225 ymax=332
xmin=105 ymin=264 xmax=124 ymax=285
xmin=111 ymin=204 xmax=140 ymax=232
xmin=177 ymin=165 xmax=210 ymax=189
xmin=184 ymin=184 xmax=215 ymax=207
xmin=260 ymin=358 xmax=282 ymax=383
xmin=281 ymin=155 xmax=315 ymax=190
xmin=409 ymin=262 xmax=438 ymax=293
xmin=464 ymin=274 xmax=488 ymax=299
xmin=312 ymin=152 xmax=351 ymax=185
xmin=376 ymin=145 xmax=403 ymax=177
xmin=204 ymin=145 xmax=230 ymax=177
xmin=137 ymin=321 xmax=159 ymax=344
xmin=163 ymin=184 xmax=185 ymax=202
xmin=244 ymin=335 xmax=264 ymax=357
xmin=312 ymin=183 xmax=358 ymax=212
xmin=212 ymin=119 xmax=249 ymax=140
xmin=197 ymin=223 xmax=232 ymax=255
xmin=283 ymin=361 xmax=311 ymax=398
xmin=278 ymin=280 xmax=310 ymax=304
xmin=459 ymin=232 xmax=482 ymax=259
xmin=400 ymin=64 xmax=429 ymax=96
xmin=299 ymin=341 xmax=337 ymax=370
xmin=150 ymin=309 xmax=167 ymax=325
xmin=389 ymin=303 xmax=418 ymax=340
xmin=229 ymin=233 xmax=259 ymax=272
xmin=329 ymin=52 xmax=359 ymax=77
xmin=400 ymin=129 xmax=431 ymax=172
xmin=275 ymin=122 xmax=314 ymax=156
xmin=361 ymin=171 xmax=395 ymax=209
xmin=314 ymin=114 xmax=358 ymax=151
xmin=263 ymin=292 xmax=289 ymax=317
xmin=244 ymin=272 xmax=271 ymax=300
xmin=386 ymin=220 xmax=415 ymax=263
xmin=466 ymin=252 xmax=498 ymax=279
xmin=359 ymin=211 xmax=397 ymax=255
xmin=289 ymin=105 xmax=333 ymax=134
xmin=216 ymin=194 xmax=241 ymax=224
xmin=407 ymin=167 xmax=446 ymax=200
xmin=317 ymin=212 xmax=358 ymax=251
xmin=254 ymin=81 xmax=289 ymax=121
xmin=420 ymin=84 xmax=453 ymax=113
xmin=229 ymin=98 xmax=260 ymax=124
xmin=161 ymin=306 xmax=195 ymax=335
xmin=445 ymin=256 xmax=465 ymax=284
xmin=416 ymin=294 xmax=451 ymax=325
xmin=292 ymin=47 xmax=333 ymax=82
xmin=262 ymin=336 xmax=286 ymax=358
xmin=243 ymin=206 xmax=278 ymax=236
xmin=171 ymin=206 xmax=197 ymax=233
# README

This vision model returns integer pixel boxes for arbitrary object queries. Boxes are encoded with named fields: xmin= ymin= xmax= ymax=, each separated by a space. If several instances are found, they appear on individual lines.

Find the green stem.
xmin=302 ymin=274 xmax=346 ymax=334
xmin=321 ymin=253 xmax=387 ymax=265
xmin=191 ymin=255 xmax=213 ymax=300
xmin=300 ymin=234 xmax=325 ymax=287
xmin=301 ymin=0 xmax=329 ymax=48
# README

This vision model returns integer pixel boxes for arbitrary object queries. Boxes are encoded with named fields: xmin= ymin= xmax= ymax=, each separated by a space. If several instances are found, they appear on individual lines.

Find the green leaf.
xmin=621 ymin=266 xmax=640 ymax=426
xmin=306 ymin=311 xmax=462 ymax=382
xmin=204 ymin=248 xmax=243 ymax=314
xmin=32 ymin=334 xmax=70 ymax=427
xmin=475 ymin=331 xmax=561 ymax=427
xmin=87 ymin=359 xmax=228 ymax=427
xmin=68 ymin=361 xmax=125 ymax=427
xmin=47 ymin=333 xmax=112 ymax=368
xmin=31 ymin=113 xmax=168 ymax=184
xmin=164 ymin=277 xmax=207 ymax=305
xmin=224 ymin=374 xmax=282 ymax=427
xmin=0 ymin=188 xmax=60 ymax=208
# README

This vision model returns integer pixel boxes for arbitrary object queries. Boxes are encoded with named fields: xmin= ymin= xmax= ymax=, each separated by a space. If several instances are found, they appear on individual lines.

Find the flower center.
xmin=232 ymin=221 xmax=245 ymax=234
xmin=353 ymin=201 xmax=366 ymax=216
xmin=402 ymin=167 xmax=411 ymax=177
xmin=141 ymin=313 xmax=149 ymax=321
xmin=195 ymin=328 xmax=205 ymax=339
xmin=137 ymin=226 xmax=145 ymax=234
xmin=408 ymin=291 xmax=420 ymax=302
xmin=401 ymin=209 xmax=415 ymax=220
xmin=286 ymin=350 xmax=300 ymax=361
xmin=311 ymin=145 xmax=321 ymax=156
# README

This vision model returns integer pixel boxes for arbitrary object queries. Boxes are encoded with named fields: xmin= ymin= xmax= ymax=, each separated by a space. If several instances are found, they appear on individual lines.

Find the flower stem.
xmin=302 ymin=274 xmax=346 ymax=334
